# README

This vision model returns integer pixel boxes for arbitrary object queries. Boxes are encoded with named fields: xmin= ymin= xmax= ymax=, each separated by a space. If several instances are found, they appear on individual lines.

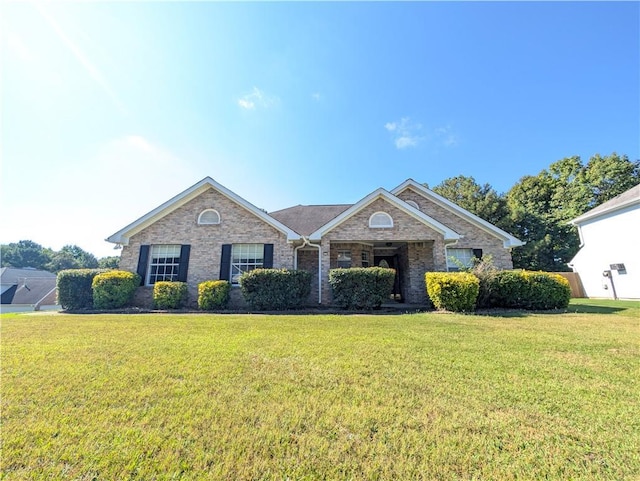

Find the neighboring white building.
xmin=568 ymin=184 xmax=640 ymax=299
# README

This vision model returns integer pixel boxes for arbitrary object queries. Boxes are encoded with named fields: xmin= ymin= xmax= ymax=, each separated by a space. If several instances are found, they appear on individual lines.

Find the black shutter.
xmin=177 ymin=245 xmax=191 ymax=282
xmin=472 ymin=249 xmax=483 ymax=260
xmin=220 ymin=244 xmax=232 ymax=281
xmin=136 ymin=245 xmax=150 ymax=285
xmin=263 ymin=244 xmax=274 ymax=268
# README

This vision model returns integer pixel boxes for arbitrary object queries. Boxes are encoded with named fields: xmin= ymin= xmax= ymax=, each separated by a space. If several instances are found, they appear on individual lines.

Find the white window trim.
xmin=147 ymin=244 xmax=182 ymax=285
xmin=197 ymin=209 xmax=221 ymax=225
xmin=369 ymin=211 xmax=394 ymax=228
xmin=230 ymin=243 xmax=264 ymax=284
xmin=446 ymin=248 xmax=474 ymax=272
xmin=406 ymin=200 xmax=420 ymax=211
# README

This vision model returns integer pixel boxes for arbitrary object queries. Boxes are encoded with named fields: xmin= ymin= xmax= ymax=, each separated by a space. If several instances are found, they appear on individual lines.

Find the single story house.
xmin=107 ymin=177 xmax=523 ymax=306
xmin=0 ymin=267 xmax=58 ymax=312
xmin=568 ymin=184 xmax=640 ymax=300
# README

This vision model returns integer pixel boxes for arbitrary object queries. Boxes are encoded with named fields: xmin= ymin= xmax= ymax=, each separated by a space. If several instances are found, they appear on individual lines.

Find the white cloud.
xmin=237 ymin=87 xmax=278 ymax=110
xmin=385 ymin=117 xmax=424 ymax=150
xmin=311 ymin=92 xmax=322 ymax=102
xmin=435 ymin=125 xmax=459 ymax=147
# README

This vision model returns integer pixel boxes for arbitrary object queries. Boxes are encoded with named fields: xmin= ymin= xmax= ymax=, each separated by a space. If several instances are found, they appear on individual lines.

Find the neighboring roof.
xmin=0 ymin=267 xmax=56 ymax=285
xmin=307 ymin=188 xmax=461 ymax=241
xmin=106 ymin=177 xmax=301 ymax=244
xmin=9 ymin=278 xmax=57 ymax=306
xmin=270 ymin=204 xmax=352 ymax=237
xmin=570 ymin=183 xmax=640 ymax=225
xmin=391 ymin=179 xmax=524 ymax=248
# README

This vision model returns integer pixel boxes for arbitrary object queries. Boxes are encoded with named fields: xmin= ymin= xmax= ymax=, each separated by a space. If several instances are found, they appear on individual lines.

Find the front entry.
xmin=374 ymin=255 xmax=403 ymax=302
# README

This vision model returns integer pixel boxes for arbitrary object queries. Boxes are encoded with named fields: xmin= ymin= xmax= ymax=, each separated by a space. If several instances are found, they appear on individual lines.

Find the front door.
xmin=374 ymin=255 xmax=403 ymax=302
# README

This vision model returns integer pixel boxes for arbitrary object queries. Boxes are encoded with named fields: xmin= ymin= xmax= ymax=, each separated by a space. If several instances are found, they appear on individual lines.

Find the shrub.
xmin=239 ymin=269 xmax=311 ymax=310
xmin=57 ymin=269 xmax=108 ymax=310
xmin=328 ymin=267 xmax=396 ymax=310
xmin=469 ymin=255 xmax=500 ymax=309
xmin=425 ymin=272 xmax=479 ymax=312
xmin=153 ymin=281 xmax=188 ymax=310
xmin=92 ymin=270 xmax=140 ymax=310
xmin=198 ymin=280 xmax=231 ymax=310
xmin=490 ymin=270 xmax=571 ymax=310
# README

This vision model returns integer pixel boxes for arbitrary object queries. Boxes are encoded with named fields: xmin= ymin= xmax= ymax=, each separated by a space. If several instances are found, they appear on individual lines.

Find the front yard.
xmin=2 ymin=300 xmax=638 ymax=480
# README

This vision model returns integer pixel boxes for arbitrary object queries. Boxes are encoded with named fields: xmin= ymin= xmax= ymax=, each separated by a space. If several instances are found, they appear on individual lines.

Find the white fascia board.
xmin=106 ymin=177 xmax=300 ymax=245
xmin=391 ymin=179 xmax=524 ymax=248
xmin=308 ymin=188 xmax=461 ymax=241
xmin=570 ymin=197 xmax=640 ymax=225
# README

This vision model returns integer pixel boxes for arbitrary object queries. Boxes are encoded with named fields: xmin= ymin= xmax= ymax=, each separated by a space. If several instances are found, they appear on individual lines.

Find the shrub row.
xmin=425 ymin=270 xmax=571 ymax=312
xmin=328 ymin=267 xmax=396 ymax=310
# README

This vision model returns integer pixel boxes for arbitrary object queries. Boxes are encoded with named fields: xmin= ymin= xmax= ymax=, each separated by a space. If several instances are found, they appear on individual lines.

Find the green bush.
xmin=92 ymin=270 xmax=140 ymax=310
xmin=239 ymin=269 xmax=311 ymax=310
xmin=328 ymin=267 xmax=396 ymax=310
xmin=425 ymin=272 xmax=480 ymax=312
xmin=153 ymin=281 xmax=188 ymax=310
xmin=490 ymin=270 xmax=570 ymax=310
xmin=57 ymin=269 xmax=108 ymax=310
xmin=198 ymin=280 xmax=231 ymax=310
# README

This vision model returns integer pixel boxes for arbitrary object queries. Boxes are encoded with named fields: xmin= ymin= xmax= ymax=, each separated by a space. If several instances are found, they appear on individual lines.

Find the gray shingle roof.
xmin=269 ymin=204 xmax=352 ymax=236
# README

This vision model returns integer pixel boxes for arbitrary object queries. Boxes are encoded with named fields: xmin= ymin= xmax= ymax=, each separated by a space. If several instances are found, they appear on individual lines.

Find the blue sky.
xmin=2 ymin=1 xmax=638 ymax=258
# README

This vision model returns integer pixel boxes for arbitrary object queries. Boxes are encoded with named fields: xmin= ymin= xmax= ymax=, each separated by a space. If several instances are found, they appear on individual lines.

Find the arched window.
xmin=406 ymin=200 xmax=420 ymax=211
xmin=369 ymin=211 xmax=393 ymax=228
xmin=197 ymin=209 xmax=221 ymax=225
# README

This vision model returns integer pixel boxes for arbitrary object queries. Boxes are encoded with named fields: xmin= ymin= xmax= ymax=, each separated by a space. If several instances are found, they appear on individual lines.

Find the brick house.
xmin=107 ymin=177 xmax=523 ymax=306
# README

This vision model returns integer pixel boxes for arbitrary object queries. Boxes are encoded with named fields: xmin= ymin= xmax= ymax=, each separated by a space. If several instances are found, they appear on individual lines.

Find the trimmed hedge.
xmin=57 ymin=269 xmax=108 ymax=310
xmin=329 ymin=267 xmax=396 ymax=310
xmin=489 ymin=270 xmax=571 ymax=310
xmin=92 ymin=270 xmax=140 ymax=310
xmin=425 ymin=272 xmax=480 ymax=312
xmin=153 ymin=281 xmax=188 ymax=310
xmin=198 ymin=280 xmax=231 ymax=310
xmin=240 ymin=269 xmax=311 ymax=310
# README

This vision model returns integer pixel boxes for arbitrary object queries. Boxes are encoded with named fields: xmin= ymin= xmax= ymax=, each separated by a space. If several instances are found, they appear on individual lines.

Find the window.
xmin=406 ymin=200 xmax=420 ymax=211
xmin=446 ymin=248 xmax=474 ymax=271
xmin=361 ymin=251 xmax=370 ymax=268
xmin=198 ymin=209 xmax=220 ymax=225
xmin=231 ymin=244 xmax=264 ymax=283
xmin=148 ymin=245 xmax=182 ymax=284
xmin=369 ymin=211 xmax=393 ymax=228
xmin=337 ymin=250 xmax=352 ymax=268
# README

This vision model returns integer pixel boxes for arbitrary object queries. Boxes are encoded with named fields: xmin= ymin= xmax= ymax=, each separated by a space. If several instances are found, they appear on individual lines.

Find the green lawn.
xmin=2 ymin=300 xmax=639 ymax=480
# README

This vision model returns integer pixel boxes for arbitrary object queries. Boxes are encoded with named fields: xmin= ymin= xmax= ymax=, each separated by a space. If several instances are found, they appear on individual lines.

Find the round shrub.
xmin=425 ymin=272 xmax=480 ymax=312
xmin=153 ymin=281 xmax=188 ymax=310
xmin=198 ymin=280 xmax=231 ymax=310
xmin=92 ymin=270 xmax=140 ymax=310
xmin=489 ymin=270 xmax=571 ymax=310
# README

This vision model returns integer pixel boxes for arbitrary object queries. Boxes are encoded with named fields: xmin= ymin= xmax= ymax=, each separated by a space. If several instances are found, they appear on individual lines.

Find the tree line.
xmin=429 ymin=152 xmax=639 ymax=271
xmin=2 ymin=152 xmax=638 ymax=273
xmin=0 ymin=241 xmax=119 ymax=272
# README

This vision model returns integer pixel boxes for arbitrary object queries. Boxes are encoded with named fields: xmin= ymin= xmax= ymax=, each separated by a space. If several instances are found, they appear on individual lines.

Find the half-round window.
xmin=369 ymin=211 xmax=393 ymax=228
xmin=406 ymin=200 xmax=420 ymax=211
xmin=198 ymin=209 xmax=221 ymax=225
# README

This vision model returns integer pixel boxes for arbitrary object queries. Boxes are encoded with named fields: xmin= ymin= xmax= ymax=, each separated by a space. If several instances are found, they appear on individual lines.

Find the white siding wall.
xmin=570 ymin=204 xmax=640 ymax=299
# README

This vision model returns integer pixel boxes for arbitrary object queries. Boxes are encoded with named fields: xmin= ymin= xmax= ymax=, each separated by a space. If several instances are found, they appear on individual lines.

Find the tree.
xmin=46 ymin=245 xmax=99 ymax=272
xmin=98 ymin=256 xmax=120 ymax=269
xmin=582 ymin=153 xmax=640 ymax=206
xmin=430 ymin=176 xmax=513 ymax=232
xmin=0 ymin=240 xmax=52 ymax=270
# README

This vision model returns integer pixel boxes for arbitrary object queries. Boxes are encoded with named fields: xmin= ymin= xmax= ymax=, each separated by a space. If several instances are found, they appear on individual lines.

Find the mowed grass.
xmin=2 ymin=300 xmax=639 ymax=480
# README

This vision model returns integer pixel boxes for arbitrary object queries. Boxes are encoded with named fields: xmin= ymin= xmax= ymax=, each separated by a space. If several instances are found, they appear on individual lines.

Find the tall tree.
xmin=46 ymin=245 xmax=99 ymax=272
xmin=430 ymin=176 xmax=513 ymax=232
xmin=0 ymin=240 xmax=52 ymax=270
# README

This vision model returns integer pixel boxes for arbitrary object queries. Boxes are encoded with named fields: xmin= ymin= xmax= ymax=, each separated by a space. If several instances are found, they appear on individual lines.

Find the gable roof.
xmin=390 ymin=179 xmax=524 ymax=248
xmin=570 ymin=183 xmax=640 ymax=225
xmin=0 ymin=267 xmax=56 ymax=285
xmin=307 ymin=188 xmax=461 ymax=241
xmin=106 ymin=177 xmax=301 ymax=245
xmin=270 ymin=204 xmax=352 ymax=237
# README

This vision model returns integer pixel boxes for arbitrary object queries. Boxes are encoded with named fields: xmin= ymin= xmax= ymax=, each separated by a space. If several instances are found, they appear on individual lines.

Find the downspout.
xmin=294 ymin=236 xmax=323 ymax=304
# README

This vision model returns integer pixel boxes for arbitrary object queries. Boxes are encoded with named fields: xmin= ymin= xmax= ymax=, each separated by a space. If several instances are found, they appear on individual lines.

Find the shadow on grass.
xmin=566 ymin=304 xmax=626 ymax=314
